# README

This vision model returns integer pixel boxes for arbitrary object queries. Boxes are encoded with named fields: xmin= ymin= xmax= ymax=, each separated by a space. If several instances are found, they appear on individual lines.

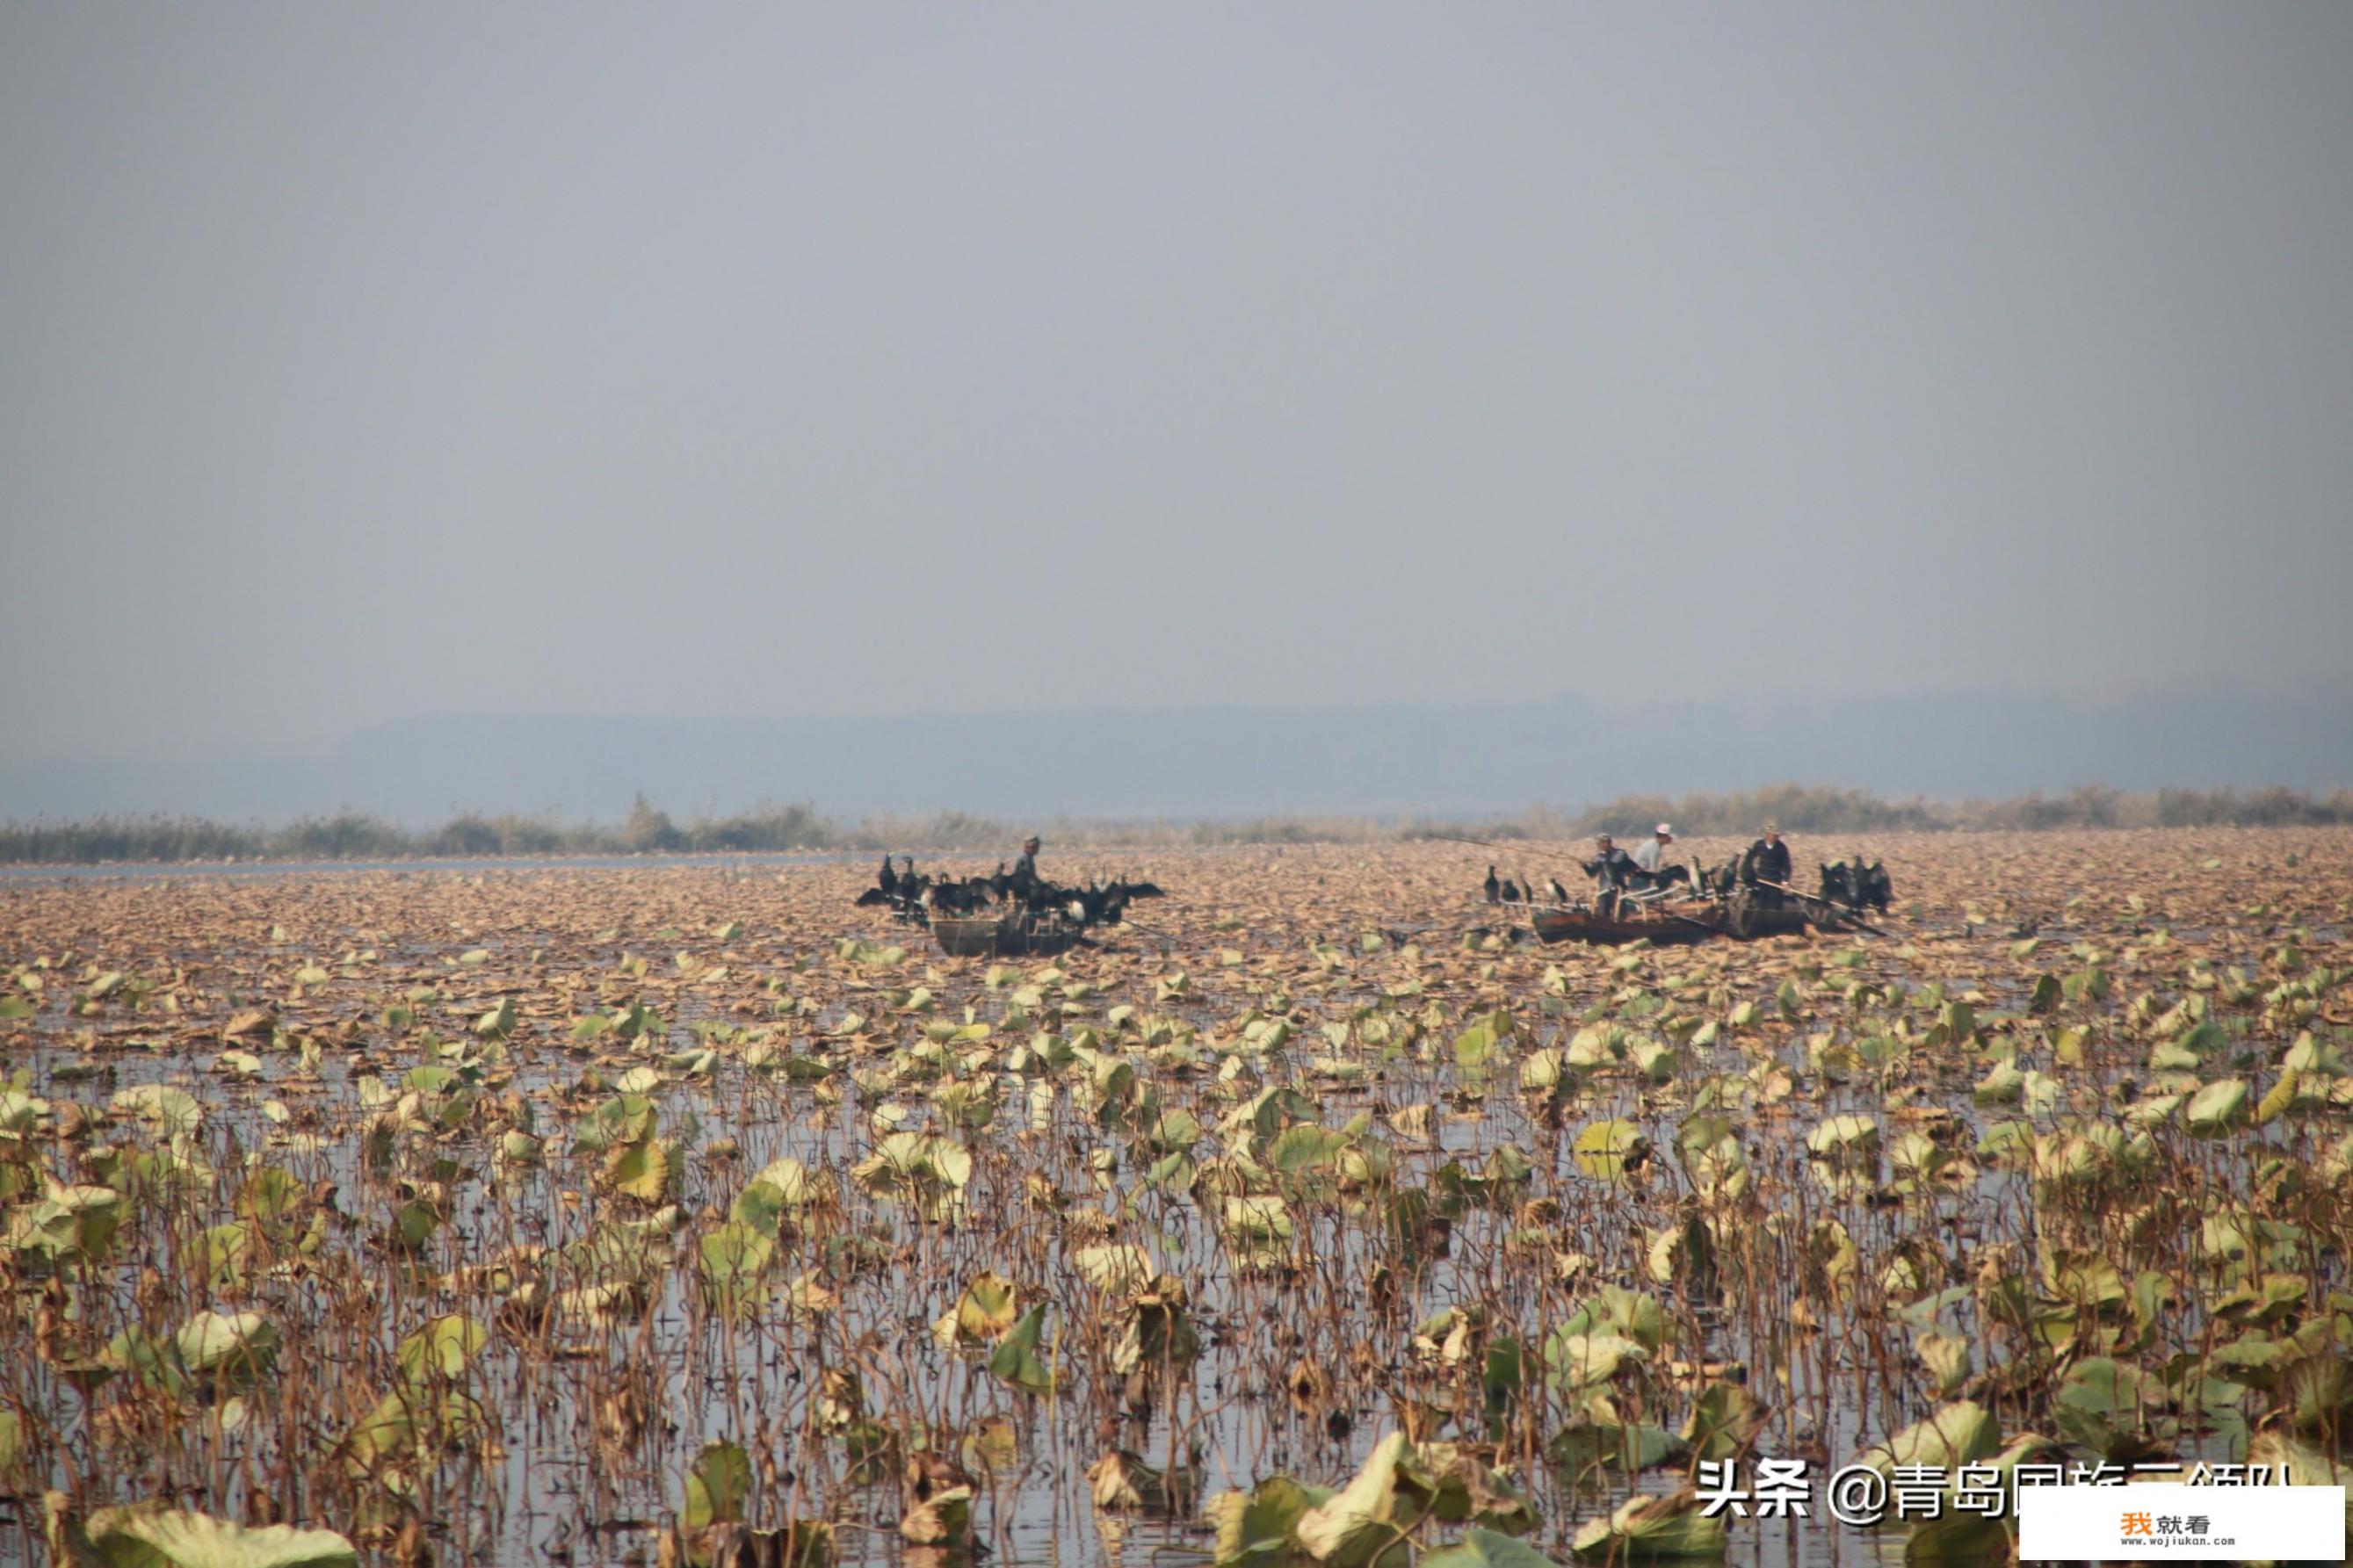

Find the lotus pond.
xmin=3 ymin=828 xmax=2349 ymax=1567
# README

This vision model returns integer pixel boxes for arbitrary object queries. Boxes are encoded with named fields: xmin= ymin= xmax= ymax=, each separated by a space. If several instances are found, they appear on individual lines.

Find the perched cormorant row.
xmin=855 ymin=853 xmax=1165 ymax=929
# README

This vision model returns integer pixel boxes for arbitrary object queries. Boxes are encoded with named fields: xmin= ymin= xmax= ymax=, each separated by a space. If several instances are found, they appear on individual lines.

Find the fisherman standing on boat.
xmin=1011 ymin=835 xmax=1043 ymax=892
xmin=1744 ymin=823 xmax=1793 ymax=907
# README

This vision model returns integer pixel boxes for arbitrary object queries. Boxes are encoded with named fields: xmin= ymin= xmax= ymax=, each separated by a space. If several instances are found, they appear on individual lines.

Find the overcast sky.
xmin=4 ymin=4 xmax=2348 ymax=764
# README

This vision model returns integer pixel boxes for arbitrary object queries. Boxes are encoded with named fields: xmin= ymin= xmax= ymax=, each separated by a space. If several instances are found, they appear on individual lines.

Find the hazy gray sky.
xmin=4 ymin=4 xmax=2349 ymax=763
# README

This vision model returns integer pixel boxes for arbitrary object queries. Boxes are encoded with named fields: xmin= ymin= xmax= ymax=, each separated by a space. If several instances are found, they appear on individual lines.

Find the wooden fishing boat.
xmin=930 ymin=914 xmax=1087 ymax=959
xmin=1530 ymin=894 xmax=1819 ymax=946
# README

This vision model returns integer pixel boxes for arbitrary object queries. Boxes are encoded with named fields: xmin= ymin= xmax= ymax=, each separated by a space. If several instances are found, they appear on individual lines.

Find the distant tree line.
xmin=0 ymin=796 xmax=845 ymax=865
xmin=0 ymin=784 xmax=2349 ymax=865
xmin=1583 ymin=784 xmax=2352 ymax=835
xmin=1437 ymin=784 xmax=2353 ymax=841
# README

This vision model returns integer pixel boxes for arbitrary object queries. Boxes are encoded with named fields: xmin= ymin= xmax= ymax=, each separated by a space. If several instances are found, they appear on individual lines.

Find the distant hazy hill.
xmin=4 ymin=688 xmax=2348 ymax=826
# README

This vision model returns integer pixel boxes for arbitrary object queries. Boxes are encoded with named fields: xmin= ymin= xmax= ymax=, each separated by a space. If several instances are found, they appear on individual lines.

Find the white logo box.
xmin=2017 ymin=1482 xmax=2345 ymax=1562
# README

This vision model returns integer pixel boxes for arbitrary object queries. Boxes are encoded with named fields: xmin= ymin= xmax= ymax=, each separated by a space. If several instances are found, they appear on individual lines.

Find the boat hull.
xmin=1529 ymin=900 xmax=1816 ymax=945
xmin=930 ymin=915 xmax=1085 ymax=959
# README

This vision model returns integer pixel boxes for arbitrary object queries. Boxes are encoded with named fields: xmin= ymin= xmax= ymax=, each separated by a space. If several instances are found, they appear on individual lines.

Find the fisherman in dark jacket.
xmin=1744 ymin=823 xmax=1793 ymax=907
xmin=1582 ymin=834 xmax=1638 ymax=890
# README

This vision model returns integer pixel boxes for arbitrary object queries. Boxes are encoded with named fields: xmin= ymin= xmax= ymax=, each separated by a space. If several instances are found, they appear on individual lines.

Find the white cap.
xmin=1655 ymin=823 xmax=1674 ymax=836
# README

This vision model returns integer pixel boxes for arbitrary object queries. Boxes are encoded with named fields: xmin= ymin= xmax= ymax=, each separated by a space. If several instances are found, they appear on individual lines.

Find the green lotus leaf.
xmin=1294 ymin=1432 xmax=1422 ymax=1568
xmin=1571 ymin=1120 xmax=1648 ymax=1181
xmin=684 ymin=1440 xmax=752 ymax=1530
xmin=1205 ymin=1474 xmax=1329 ymax=1568
xmin=1423 ymin=1527 xmax=1566 ymax=1568
xmin=81 ymin=1509 xmax=356 ymax=1568
xmin=987 ymin=1303 xmax=1055 ymax=1397
xmin=1568 ymin=1488 xmax=1726 ymax=1559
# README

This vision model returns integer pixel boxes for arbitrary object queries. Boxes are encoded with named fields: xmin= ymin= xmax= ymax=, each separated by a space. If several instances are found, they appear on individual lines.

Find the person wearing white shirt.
xmin=1632 ymin=823 xmax=1674 ymax=874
